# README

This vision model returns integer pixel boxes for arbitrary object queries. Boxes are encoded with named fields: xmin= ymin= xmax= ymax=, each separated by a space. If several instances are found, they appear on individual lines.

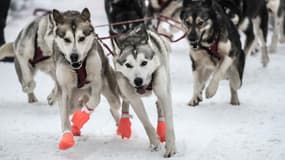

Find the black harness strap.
xmin=29 ymin=33 xmax=50 ymax=67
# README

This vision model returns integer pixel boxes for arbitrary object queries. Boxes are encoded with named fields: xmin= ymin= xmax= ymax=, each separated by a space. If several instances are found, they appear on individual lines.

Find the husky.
xmin=113 ymin=28 xmax=176 ymax=158
xmin=217 ymin=0 xmax=269 ymax=67
xmin=0 ymin=10 xmax=57 ymax=105
xmin=52 ymin=8 xmax=121 ymax=150
xmin=105 ymin=0 xmax=176 ymax=157
xmin=180 ymin=0 xmax=245 ymax=106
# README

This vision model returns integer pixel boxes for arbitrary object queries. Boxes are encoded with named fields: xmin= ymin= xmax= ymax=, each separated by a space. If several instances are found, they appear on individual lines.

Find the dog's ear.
xmin=52 ymin=9 xmax=64 ymax=25
xmin=81 ymin=8 xmax=91 ymax=21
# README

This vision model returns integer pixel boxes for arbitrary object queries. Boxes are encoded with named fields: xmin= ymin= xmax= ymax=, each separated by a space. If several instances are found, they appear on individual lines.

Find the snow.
xmin=1 ymin=0 xmax=285 ymax=159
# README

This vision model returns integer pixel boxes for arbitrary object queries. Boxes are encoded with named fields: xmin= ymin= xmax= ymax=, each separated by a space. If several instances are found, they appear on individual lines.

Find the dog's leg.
xmin=270 ymin=14 xmax=281 ymax=53
xmin=206 ymin=56 xmax=233 ymax=98
xmin=244 ymin=21 xmax=256 ymax=56
xmin=71 ymin=80 xmax=103 ymax=136
xmin=58 ymin=87 xmax=75 ymax=150
xmin=156 ymin=100 xmax=166 ymax=143
xmin=280 ymin=14 xmax=285 ymax=43
xmin=189 ymin=68 xmax=212 ymax=106
xmin=47 ymin=71 xmax=58 ymax=106
xmin=228 ymin=66 xmax=241 ymax=105
xmin=102 ymin=86 xmax=121 ymax=125
xmin=253 ymin=15 xmax=269 ymax=67
xmin=153 ymin=68 xmax=176 ymax=158
xmin=14 ymin=57 xmax=38 ymax=103
xmin=117 ymin=101 xmax=132 ymax=139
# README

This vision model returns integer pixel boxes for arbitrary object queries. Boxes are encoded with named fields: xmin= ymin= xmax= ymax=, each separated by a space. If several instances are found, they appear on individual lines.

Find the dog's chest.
xmin=191 ymin=49 xmax=219 ymax=69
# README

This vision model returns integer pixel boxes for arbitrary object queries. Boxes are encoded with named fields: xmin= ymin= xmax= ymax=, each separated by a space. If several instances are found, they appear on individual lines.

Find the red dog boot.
xmin=157 ymin=116 xmax=166 ymax=143
xmin=58 ymin=132 xmax=75 ymax=150
xmin=71 ymin=106 xmax=93 ymax=132
xmin=117 ymin=112 xmax=132 ymax=139
xmin=71 ymin=125 xmax=81 ymax=136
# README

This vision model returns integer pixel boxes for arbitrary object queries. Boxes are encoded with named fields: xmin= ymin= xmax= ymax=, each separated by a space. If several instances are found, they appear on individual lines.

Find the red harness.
xmin=29 ymin=33 xmax=50 ymax=67
xmin=209 ymin=38 xmax=221 ymax=59
xmin=75 ymin=60 xmax=90 ymax=88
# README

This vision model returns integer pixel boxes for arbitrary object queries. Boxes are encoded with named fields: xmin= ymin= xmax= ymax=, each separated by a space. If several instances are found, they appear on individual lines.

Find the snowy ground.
xmin=1 ymin=0 xmax=285 ymax=160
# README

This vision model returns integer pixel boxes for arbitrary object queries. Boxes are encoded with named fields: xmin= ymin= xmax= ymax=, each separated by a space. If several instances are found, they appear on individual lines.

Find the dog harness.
xmin=29 ymin=33 xmax=50 ymax=67
xmin=200 ymin=35 xmax=222 ymax=60
xmin=75 ymin=59 xmax=90 ymax=88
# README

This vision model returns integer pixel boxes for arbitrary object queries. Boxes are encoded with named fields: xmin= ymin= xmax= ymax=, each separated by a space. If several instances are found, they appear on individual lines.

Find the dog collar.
xmin=74 ymin=58 xmax=90 ymax=88
xmin=200 ymin=34 xmax=222 ymax=60
xmin=29 ymin=33 xmax=50 ymax=67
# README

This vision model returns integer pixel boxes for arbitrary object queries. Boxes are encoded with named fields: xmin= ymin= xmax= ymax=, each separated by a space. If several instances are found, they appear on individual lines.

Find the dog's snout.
xmin=134 ymin=78 xmax=143 ymax=87
xmin=70 ymin=53 xmax=79 ymax=63
xmin=188 ymin=32 xmax=198 ymax=43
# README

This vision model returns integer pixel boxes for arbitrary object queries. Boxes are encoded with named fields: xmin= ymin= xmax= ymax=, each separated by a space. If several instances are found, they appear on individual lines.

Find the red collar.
xmin=209 ymin=38 xmax=220 ymax=59
xmin=75 ymin=59 xmax=90 ymax=88
xmin=29 ymin=33 xmax=50 ymax=67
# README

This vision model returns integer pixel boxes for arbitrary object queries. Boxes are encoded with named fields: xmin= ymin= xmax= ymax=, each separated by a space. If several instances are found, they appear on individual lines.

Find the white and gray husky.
xmin=0 ymin=10 xmax=57 ymax=105
xmin=112 ymin=27 xmax=176 ymax=158
xmin=52 ymin=8 xmax=121 ymax=150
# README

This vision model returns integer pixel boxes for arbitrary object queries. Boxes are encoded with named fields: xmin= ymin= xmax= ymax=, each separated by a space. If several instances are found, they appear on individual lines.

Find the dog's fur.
xmin=217 ymin=0 xmax=269 ymax=66
xmin=180 ymin=0 xmax=245 ymax=106
xmin=105 ymin=0 xmax=176 ymax=157
xmin=52 ymin=8 xmax=121 ymax=138
xmin=0 ymin=12 xmax=58 ymax=104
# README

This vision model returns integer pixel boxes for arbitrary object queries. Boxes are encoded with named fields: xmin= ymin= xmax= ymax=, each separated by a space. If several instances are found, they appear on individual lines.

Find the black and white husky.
xmin=180 ymin=0 xmax=245 ymax=106
xmin=52 ymin=8 xmax=121 ymax=150
xmin=0 ymin=10 xmax=57 ymax=104
xmin=105 ymin=0 xmax=176 ymax=157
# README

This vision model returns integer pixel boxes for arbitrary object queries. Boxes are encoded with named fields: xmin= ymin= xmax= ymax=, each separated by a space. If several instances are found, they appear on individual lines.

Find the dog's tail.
xmin=0 ymin=43 xmax=15 ymax=60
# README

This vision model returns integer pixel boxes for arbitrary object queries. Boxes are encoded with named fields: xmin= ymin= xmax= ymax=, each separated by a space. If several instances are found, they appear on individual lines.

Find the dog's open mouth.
xmin=135 ymin=84 xmax=153 ymax=95
xmin=71 ymin=61 xmax=82 ymax=70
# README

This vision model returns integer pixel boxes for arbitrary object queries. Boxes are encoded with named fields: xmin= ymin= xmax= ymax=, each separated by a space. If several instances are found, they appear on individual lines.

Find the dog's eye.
xmin=64 ymin=38 xmax=71 ymax=43
xmin=125 ymin=63 xmax=133 ymax=68
xmin=197 ymin=21 xmax=203 ymax=26
xmin=78 ymin=37 xmax=85 ymax=42
xmin=141 ymin=61 xmax=148 ymax=66
xmin=185 ymin=21 xmax=192 ymax=26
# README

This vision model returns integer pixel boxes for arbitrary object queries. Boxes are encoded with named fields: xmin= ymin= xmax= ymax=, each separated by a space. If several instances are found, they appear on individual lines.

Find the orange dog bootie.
xmin=71 ymin=106 xmax=93 ymax=135
xmin=71 ymin=125 xmax=81 ymax=136
xmin=157 ymin=116 xmax=166 ymax=143
xmin=117 ymin=112 xmax=132 ymax=139
xmin=58 ymin=132 xmax=75 ymax=150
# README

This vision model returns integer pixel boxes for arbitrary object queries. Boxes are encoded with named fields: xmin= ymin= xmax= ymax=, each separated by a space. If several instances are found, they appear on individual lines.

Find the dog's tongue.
xmin=136 ymin=87 xmax=146 ymax=95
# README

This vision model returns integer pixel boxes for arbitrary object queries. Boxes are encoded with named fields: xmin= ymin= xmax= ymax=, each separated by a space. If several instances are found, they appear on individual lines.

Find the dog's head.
xmin=53 ymin=8 xmax=95 ymax=69
xmin=180 ymin=0 xmax=216 ymax=48
xmin=115 ymin=42 xmax=160 ymax=91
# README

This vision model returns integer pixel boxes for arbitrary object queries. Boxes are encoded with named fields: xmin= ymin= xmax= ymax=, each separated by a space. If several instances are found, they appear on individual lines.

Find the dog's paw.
xmin=157 ymin=121 xmax=166 ymax=143
xmin=117 ymin=117 xmax=132 ymax=139
xmin=149 ymin=143 xmax=161 ymax=152
xmin=164 ymin=141 xmax=176 ymax=158
xmin=231 ymin=98 xmax=240 ymax=106
xmin=47 ymin=94 xmax=56 ymax=106
xmin=188 ymin=95 xmax=202 ymax=106
xmin=262 ymin=54 xmax=270 ymax=67
xmin=206 ymin=82 xmax=218 ymax=99
xmin=28 ymin=93 xmax=38 ymax=103
xmin=58 ymin=132 xmax=75 ymax=150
